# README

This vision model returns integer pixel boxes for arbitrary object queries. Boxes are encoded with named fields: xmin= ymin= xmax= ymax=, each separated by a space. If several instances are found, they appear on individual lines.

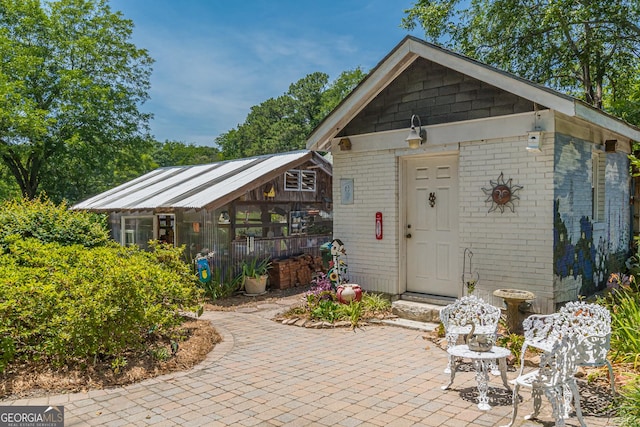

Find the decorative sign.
xmin=482 ymin=172 xmax=523 ymax=213
xmin=340 ymin=178 xmax=354 ymax=204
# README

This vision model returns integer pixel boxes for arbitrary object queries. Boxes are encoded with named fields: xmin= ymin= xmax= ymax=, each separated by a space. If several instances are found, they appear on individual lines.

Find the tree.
xmin=401 ymin=0 xmax=640 ymax=111
xmin=215 ymin=68 xmax=366 ymax=159
xmin=152 ymin=140 xmax=222 ymax=167
xmin=0 ymin=0 xmax=153 ymax=201
xmin=319 ymin=67 xmax=366 ymax=118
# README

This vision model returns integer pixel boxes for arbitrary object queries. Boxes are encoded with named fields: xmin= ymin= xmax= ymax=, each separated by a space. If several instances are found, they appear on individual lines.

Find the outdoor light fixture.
xmin=406 ymin=114 xmax=426 ymax=149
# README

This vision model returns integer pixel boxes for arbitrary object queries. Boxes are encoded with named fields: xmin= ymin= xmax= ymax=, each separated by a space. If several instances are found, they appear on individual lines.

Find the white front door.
xmin=405 ymin=155 xmax=459 ymax=297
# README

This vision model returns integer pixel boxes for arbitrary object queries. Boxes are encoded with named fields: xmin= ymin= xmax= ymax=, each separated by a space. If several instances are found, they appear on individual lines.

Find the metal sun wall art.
xmin=482 ymin=172 xmax=523 ymax=213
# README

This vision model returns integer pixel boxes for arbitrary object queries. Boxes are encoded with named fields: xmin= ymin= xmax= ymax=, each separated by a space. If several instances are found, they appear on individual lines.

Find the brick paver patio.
xmin=3 ymin=297 xmax=618 ymax=426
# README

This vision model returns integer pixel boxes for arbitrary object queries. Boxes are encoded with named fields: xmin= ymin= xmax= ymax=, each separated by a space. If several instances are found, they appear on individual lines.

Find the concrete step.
xmin=391 ymin=299 xmax=443 ymax=324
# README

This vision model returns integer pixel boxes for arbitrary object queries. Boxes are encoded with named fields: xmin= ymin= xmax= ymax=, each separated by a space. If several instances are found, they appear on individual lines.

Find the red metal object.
xmin=375 ymin=212 xmax=383 ymax=240
xmin=336 ymin=284 xmax=363 ymax=304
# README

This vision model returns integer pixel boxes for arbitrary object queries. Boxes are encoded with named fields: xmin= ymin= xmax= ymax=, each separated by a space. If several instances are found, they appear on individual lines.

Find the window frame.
xmin=284 ymin=169 xmax=316 ymax=192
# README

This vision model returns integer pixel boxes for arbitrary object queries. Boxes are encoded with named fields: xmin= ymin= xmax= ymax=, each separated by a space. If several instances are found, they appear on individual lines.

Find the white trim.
xmin=307 ymin=37 xmax=640 ymax=151
xmin=330 ymin=111 xmax=553 ymax=153
xmin=575 ymin=102 xmax=640 ymax=141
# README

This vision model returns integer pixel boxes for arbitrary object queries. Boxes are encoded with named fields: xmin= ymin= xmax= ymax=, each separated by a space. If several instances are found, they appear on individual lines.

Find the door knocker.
xmin=428 ymin=192 xmax=436 ymax=208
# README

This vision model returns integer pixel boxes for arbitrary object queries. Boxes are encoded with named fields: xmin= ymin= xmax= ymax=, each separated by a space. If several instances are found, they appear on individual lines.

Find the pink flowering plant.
xmin=305 ymin=273 xmax=335 ymax=309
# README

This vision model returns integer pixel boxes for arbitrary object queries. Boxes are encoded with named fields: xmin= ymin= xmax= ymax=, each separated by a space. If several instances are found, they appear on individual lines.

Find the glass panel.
xmin=235 ymin=204 xmax=290 ymax=239
xmin=122 ymin=216 xmax=154 ymax=250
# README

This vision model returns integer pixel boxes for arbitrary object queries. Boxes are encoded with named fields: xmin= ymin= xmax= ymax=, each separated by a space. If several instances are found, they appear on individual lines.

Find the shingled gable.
xmin=307 ymin=36 xmax=640 ymax=151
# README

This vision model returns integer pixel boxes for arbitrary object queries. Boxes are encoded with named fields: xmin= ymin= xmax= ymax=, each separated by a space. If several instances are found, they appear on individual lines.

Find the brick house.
xmin=306 ymin=36 xmax=640 ymax=313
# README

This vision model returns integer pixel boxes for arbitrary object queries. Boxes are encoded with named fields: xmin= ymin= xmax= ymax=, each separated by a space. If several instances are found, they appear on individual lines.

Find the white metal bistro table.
xmin=441 ymin=344 xmax=512 ymax=410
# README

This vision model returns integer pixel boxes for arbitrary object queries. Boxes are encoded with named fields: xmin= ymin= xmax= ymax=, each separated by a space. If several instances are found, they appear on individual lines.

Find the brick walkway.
xmin=3 ymin=298 xmax=618 ymax=426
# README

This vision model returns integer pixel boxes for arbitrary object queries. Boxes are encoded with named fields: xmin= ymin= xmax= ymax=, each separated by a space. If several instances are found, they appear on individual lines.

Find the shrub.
xmin=200 ymin=266 xmax=243 ymax=300
xmin=0 ymin=239 xmax=203 ymax=371
xmin=0 ymin=197 xmax=110 ymax=249
xmin=361 ymin=292 xmax=391 ymax=313
xmin=599 ymin=274 xmax=640 ymax=364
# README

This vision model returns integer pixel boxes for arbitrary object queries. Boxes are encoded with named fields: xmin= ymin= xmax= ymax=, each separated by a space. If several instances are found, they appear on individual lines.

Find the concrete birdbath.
xmin=493 ymin=289 xmax=535 ymax=335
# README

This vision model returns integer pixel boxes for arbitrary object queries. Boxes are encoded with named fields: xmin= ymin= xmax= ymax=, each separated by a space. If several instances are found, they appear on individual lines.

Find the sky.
xmin=109 ymin=0 xmax=423 ymax=146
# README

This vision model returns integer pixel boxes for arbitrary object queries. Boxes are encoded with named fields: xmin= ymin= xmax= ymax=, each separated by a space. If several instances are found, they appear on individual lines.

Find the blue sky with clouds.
xmin=109 ymin=1 xmax=422 ymax=146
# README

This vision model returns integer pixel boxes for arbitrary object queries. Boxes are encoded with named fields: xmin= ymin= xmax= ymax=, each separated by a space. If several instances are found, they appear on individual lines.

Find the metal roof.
xmin=73 ymin=150 xmax=328 ymax=212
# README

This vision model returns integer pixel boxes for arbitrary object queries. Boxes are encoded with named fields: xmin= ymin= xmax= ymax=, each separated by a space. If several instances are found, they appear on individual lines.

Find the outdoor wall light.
xmin=406 ymin=114 xmax=426 ymax=149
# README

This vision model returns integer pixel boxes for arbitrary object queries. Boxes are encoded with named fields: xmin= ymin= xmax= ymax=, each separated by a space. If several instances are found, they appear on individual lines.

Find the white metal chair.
xmin=559 ymin=301 xmax=615 ymax=394
xmin=439 ymin=295 xmax=501 ymax=374
xmin=518 ymin=302 xmax=615 ymax=420
xmin=502 ymin=335 xmax=586 ymax=427
xmin=518 ymin=313 xmax=561 ymax=376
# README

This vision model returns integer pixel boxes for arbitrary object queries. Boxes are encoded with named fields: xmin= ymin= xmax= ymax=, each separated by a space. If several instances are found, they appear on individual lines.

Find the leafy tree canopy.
xmin=0 ymin=0 xmax=153 ymax=201
xmin=402 ymin=0 xmax=640 ymax=113
xmin=216 ymin=68 xmax=366 ymax=159
xmin=152 ymin=140 xmax=222 ymax=167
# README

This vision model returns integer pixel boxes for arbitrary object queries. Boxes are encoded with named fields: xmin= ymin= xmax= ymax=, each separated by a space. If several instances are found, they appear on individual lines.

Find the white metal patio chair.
xmin=439 ymin=295 xmax=501 ymax=374
xmin=518 ymin=313 xmax=561 ymax=376
xmin=502 ymin=335 xmax=586 ymax=427
xmin=559 ymin=301 xmax=615 ymax=395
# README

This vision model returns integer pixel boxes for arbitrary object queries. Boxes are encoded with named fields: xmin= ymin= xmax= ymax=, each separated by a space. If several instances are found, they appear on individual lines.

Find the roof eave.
xmin=309 ymin=37 xmax=631 ymax=150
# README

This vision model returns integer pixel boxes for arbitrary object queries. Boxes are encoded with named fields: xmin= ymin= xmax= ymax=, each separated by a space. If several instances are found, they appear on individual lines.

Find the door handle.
xmin=406 ymin=233 xmax=412 ymax=238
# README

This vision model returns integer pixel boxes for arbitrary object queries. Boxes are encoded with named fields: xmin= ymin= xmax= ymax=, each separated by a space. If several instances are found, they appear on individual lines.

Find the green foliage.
xmin=339 ymin=300 xmax=363 ymax=329
xmin=200 ymin=266 xmax=242 ymax=300
xmin=402 ymin=0 xmax=640 ymax=112
xmin=150 ymin=347 xmax=170 ymax=362
xmin=241 ymin=257 xmax=272 ymax=279
xmin=496 ymin=333 xmax=525 ymax=366
xmin=599 ymin=286 xmax=640 ymax=365
xmin=618 ymin=375 xmax=640 ymax=427
xmin=302 ymin=291 xmax=388 ymax=328
xmin=0 ymin=239 xmax=203 ymax=372
xmin=0 ymin=197 xmax=110 ymax=249
xmin=310 ymin=299 xmax=343 ymax=323
xmin=216 ymin=69 xmax=366 ymax=160
xmin=0 ymin=0 xmax=154 ymax=201
xmin=361 ymin=292 xmax=391 ymax=313
xmin=152 ymin=140 xmax=222 ymax=167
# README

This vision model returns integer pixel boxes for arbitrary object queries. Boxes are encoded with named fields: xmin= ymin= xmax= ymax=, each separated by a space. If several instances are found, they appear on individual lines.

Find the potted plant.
xmin=241 ymin=257 xmax=272 ymax=295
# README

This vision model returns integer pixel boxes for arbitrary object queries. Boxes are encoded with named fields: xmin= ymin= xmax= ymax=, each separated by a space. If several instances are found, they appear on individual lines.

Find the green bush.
xmin=0 ymin=239 xmax=203 ymax=371
xmin=200 ymin=266 xmax=243 ymax=300
xmin=598 ymin=281 xmax=640 ymax=364
xmin=0 ymin=197 xmax=110 ymax=250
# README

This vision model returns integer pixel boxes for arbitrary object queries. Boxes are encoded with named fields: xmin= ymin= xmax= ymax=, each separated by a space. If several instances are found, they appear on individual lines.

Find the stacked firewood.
xmin=269 ymin=254 xmax=325 ymax=289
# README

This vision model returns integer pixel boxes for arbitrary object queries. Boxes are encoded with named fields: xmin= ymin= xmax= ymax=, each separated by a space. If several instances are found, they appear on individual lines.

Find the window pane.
xmin=122 ymin=217 xmax=154 ymax=250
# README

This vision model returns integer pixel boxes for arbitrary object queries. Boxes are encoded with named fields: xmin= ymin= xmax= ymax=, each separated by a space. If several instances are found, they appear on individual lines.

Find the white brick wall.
xmin=459 ymin=134 xmax=555 ymax=313
xmin=332 ymin=149 xmax=399 ymax=293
